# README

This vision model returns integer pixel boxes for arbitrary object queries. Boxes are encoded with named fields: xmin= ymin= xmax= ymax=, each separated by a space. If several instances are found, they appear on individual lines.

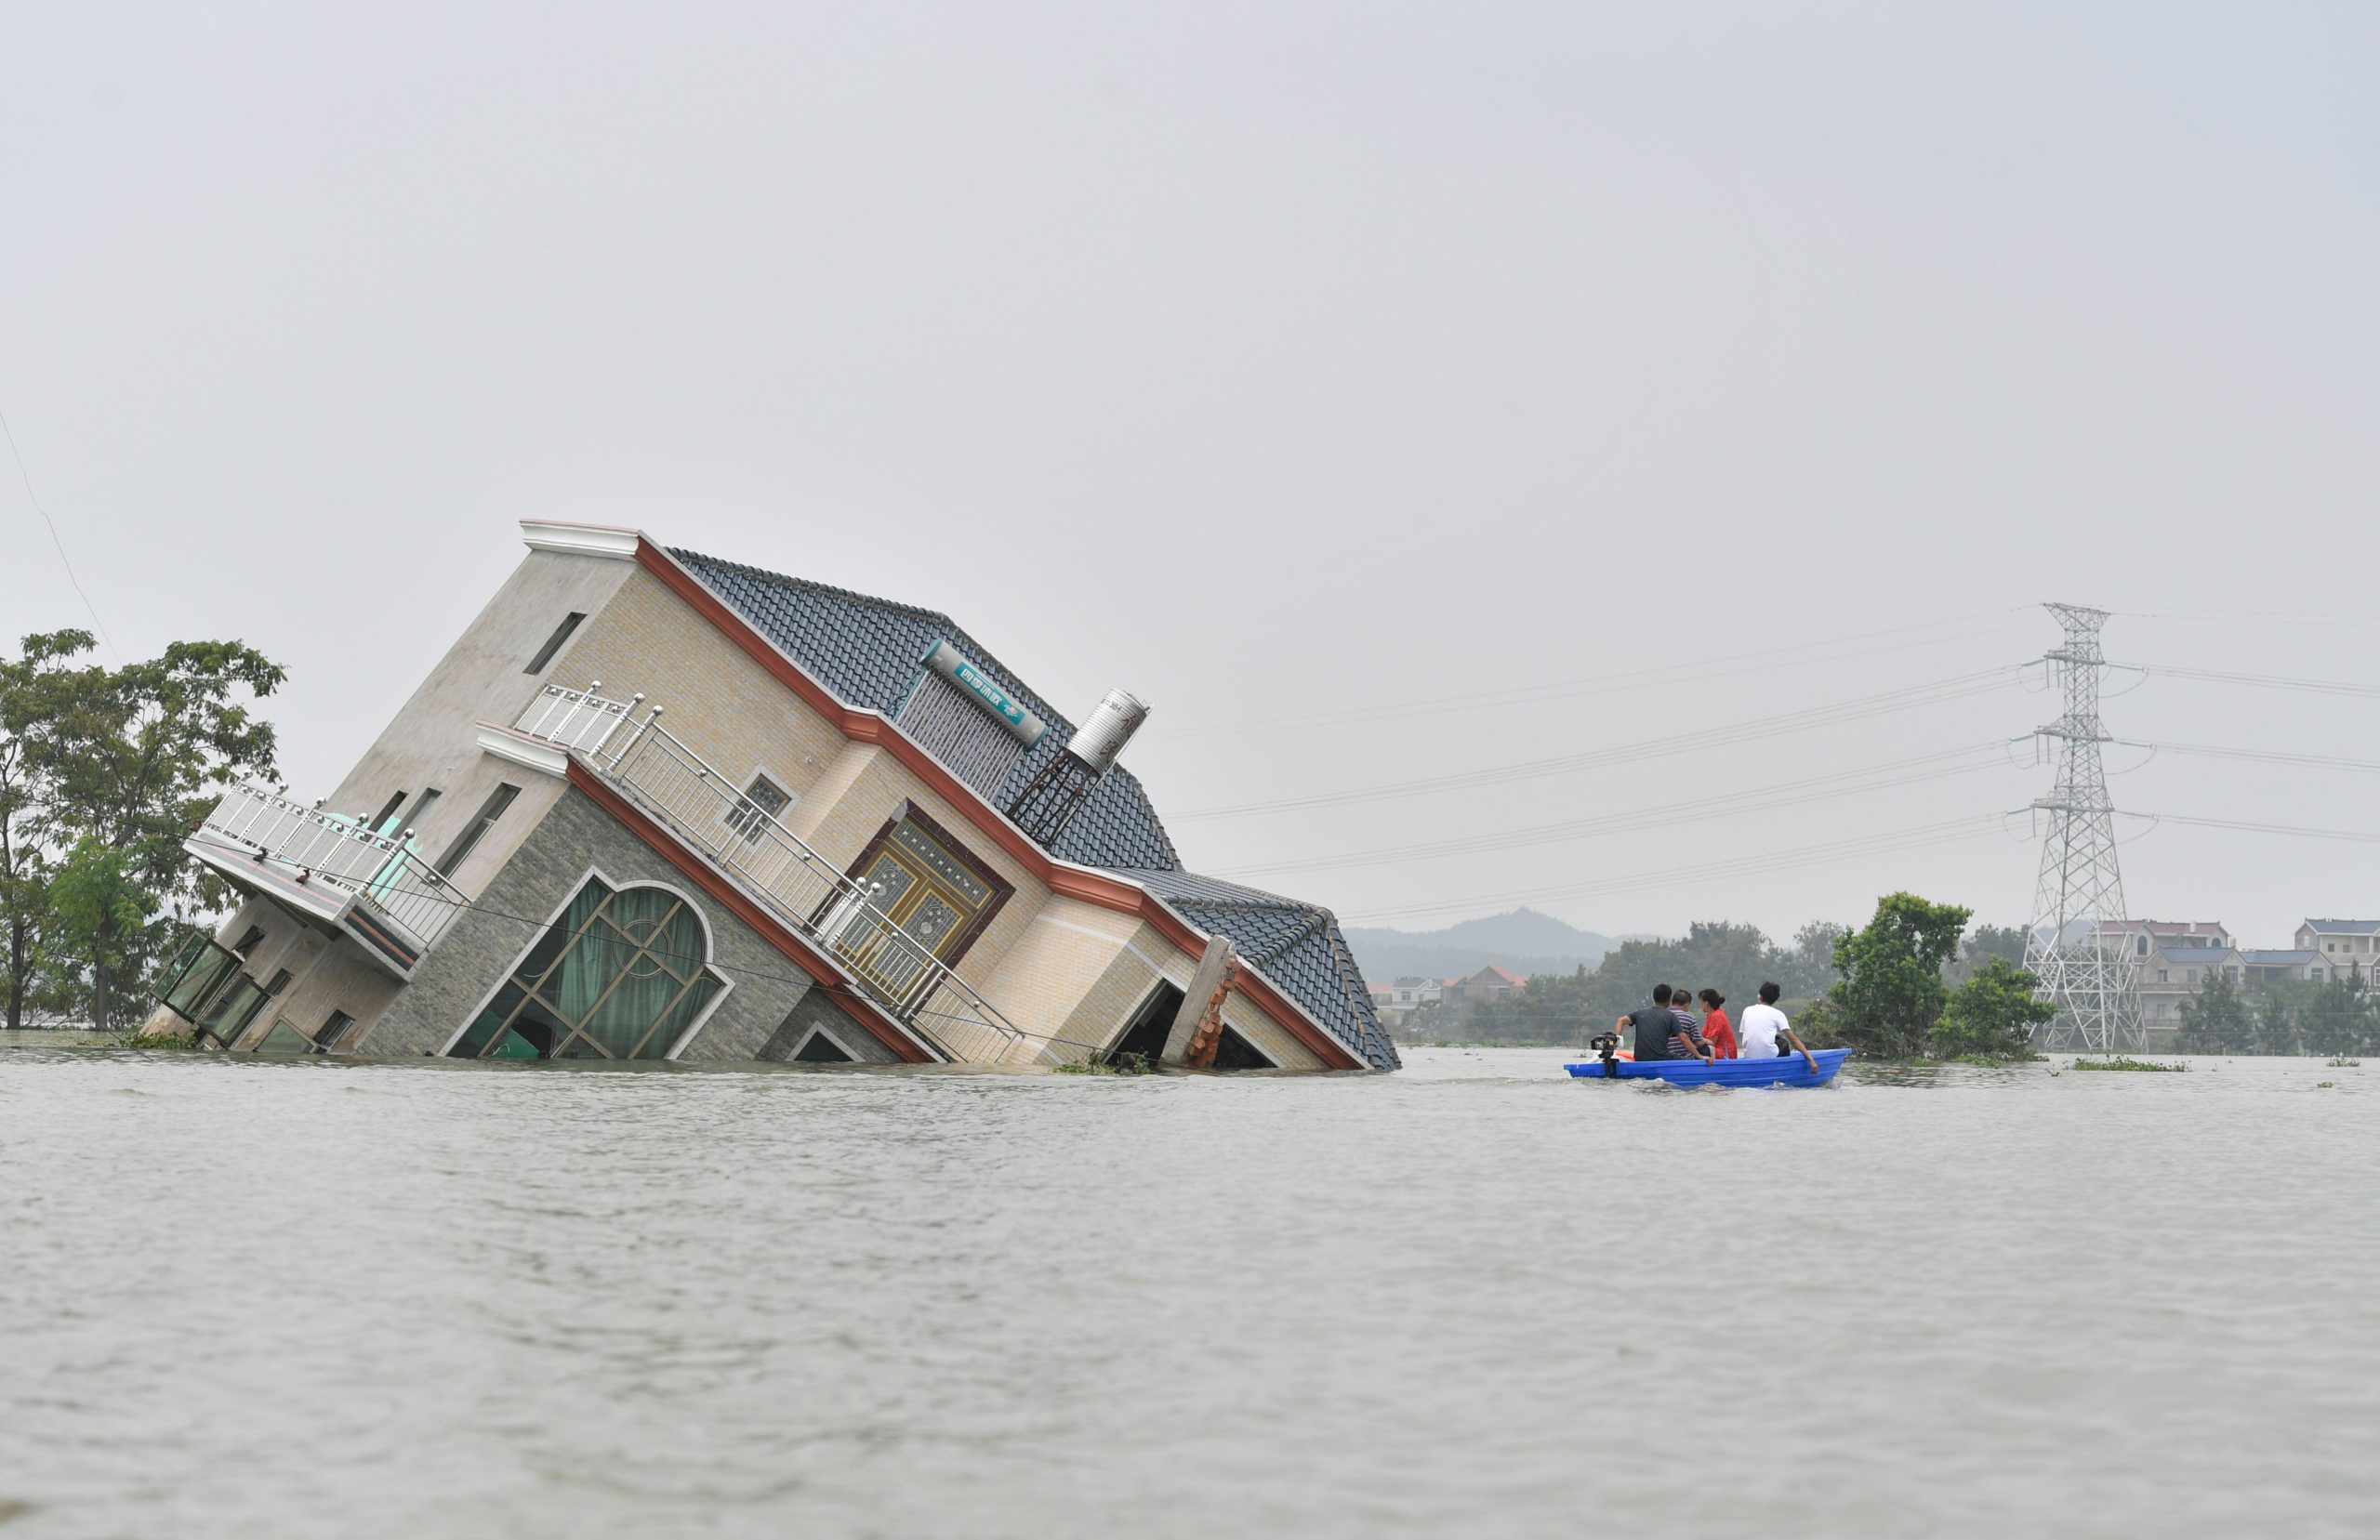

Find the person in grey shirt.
xmin=1616 ymin=983 xmax=1713 ymax=1063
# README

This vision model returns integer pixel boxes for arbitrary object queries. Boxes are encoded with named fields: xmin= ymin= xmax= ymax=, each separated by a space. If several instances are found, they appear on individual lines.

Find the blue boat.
xmin=1565 ymin=1046 xmax=1850 ymax=1087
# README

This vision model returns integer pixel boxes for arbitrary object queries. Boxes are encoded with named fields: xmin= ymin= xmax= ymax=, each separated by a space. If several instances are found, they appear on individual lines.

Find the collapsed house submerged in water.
xmin=145 ymin=522 xmax=1395 ymax=1073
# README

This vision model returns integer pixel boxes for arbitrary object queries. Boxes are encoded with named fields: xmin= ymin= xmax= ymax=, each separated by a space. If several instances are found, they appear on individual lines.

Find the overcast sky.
xmin=5 ymin=4 xmax=2376 ymax=946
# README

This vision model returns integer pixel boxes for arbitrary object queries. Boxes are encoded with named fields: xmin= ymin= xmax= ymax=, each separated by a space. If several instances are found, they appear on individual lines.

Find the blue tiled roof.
xmin=2304 ymin=918 xmax=2380 ymax=935
xmin=672 ymin=548 xmax=1179 ymax=871
xmin=1128 ymin=869 xmax=1398 ymax=1072
xmin=668 ymin=546 xmax=1395 ymax=1071
xmin=2243 ymin=950 xmax=2322 ymax=965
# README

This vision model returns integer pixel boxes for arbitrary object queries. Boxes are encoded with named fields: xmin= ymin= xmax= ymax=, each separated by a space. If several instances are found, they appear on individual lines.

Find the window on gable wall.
xmin=436 ymin=783 xmax=522 ymax=877
xmin=723 ymin=774 xmax=790 ymax=844
xmin=524 ymin=612 xmax=586 ymax=675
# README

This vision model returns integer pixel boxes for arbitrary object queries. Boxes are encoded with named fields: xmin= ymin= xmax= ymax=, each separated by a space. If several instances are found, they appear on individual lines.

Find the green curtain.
xmin=450 ymin=982 xmax=527 ymax=1058
xmin=575 ymin=890 xmax=687 ymax=1057
xmin=448 ymin=879 xmax=721 ymax=1061
xmin=634 ymin=972 xmax=721 ymax=1060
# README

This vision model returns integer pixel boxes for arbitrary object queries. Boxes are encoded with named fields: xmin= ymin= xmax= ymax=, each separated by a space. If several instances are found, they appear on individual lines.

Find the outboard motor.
xmin=1589 ymin=1031 xmax=1620 ymax=1078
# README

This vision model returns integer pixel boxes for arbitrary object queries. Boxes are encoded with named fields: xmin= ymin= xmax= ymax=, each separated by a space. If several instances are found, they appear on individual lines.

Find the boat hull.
xmin=1565 ymin=1047 xmax=1850 ymax=1087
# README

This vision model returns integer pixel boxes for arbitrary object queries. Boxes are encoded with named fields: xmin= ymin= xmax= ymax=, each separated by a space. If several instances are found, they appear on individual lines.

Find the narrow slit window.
xmin=265 ymin=968 xmax=295 ymax=996
xmin=367 ymin=792 xmax=408 ymax=835
xmin=315 ymin=1010 xmax=355 ymax=1050
xmin=723 ymin=774 xmax=790 ymax=843
xmin=399 ymin=787 xmax=441 ymax=837
xmin=231 ymin=925 xmax=267 ymax=957
xmin=435 ymin=783 xmax=522 ymax=877
xmin=524 ymin=612 xmax=587 ymax=676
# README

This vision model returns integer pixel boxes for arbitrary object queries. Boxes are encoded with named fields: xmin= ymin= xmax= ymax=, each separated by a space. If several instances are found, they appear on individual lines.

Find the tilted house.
xmin=146 ymin=522 xmax=1395 ymax=1073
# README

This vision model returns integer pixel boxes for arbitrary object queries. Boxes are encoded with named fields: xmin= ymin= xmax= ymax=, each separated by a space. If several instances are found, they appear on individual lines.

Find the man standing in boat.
xmin=1617 ymin=983 xmax=1714 ymax=1063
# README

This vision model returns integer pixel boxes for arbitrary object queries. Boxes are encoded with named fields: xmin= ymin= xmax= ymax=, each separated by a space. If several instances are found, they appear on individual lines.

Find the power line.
xmin=1177 ymin=665 xmax=2022 ymax=821
xmin=1214 ymin=741 xmax=2016 ymax=879
xmin=2124 ymin=663 xmax=2380 ymax=701
xmin=1339 ymin=814 xmax=2012 ymax=925
xmin=2113 ymin=740 xmax=2380 ymax=776
xmin=1150 ymin=609 xmax=2036 ymax=740
xmin=2116 ymin=607 xmax=2380 ymax=630
xmin=0 ymin=405 xmax=118 ymax=661
xmin=2121 ymin=810 xmax=2380 ymax=846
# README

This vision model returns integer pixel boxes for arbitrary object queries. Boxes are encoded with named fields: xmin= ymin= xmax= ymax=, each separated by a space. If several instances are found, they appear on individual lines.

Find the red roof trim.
xmin=566 ymin=760 xmax=932 ymax=1063
xmin=629 ymin=539 xmax=1364 ymax=1072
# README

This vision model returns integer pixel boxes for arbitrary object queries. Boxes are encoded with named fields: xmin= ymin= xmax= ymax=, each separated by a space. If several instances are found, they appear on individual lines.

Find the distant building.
xmin=2096 ymin=919 xmax=2234 ymax=962
xmin=1442 ymin=965 xmax=1528 ymax=1009
xmin=2138 ymin=944 xmax=2242 ymax=1031
xmin=2294 ymin=920 xmax=2379 ymax=981
xmin=2241 ymin=950 xmax=2332 ymax=985
xmin=1368 ymin=976 xmax=1445 ymax=1027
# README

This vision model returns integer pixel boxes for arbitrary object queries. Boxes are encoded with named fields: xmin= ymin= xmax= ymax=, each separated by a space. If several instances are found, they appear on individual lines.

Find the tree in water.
xmin=1932 ymin=955 xmax=2052 ymax=1060
xmin=1946 ymin=922 xmax=2030 ymax=988
xmin=2176 ymin=967 xmax=2254 ymax=1055
xmin=1822 ymin=892 xmax=1972 ymax=1060
xmin=0 ymin=630 xmax=284 ymax=1029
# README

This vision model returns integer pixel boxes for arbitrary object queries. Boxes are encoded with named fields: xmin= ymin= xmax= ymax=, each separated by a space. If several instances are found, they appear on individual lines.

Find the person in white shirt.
xmin=1738 ymin=981 xmax=1817 ymax=1072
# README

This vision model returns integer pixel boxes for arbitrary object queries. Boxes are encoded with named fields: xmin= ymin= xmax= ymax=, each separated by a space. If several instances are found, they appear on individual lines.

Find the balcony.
xmin=187 ymin=786 xmax=467 ymax=978
xmin=511 ymin=685 xmax=1038 ymax=1065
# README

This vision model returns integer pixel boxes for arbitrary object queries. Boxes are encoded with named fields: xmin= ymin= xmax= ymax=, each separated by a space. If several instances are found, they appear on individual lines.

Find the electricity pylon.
xmin=2022 ymin=603 xmax=2145 ymax=1052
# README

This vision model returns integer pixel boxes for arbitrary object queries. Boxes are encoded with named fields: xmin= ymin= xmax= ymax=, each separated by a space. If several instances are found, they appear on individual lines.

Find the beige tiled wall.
xmin=555 ymin=568 xmax=1062 ymax=995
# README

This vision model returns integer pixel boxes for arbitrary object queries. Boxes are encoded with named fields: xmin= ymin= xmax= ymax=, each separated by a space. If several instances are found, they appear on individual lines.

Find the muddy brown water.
xmin=4 ymin=1045 xmax=2374 ymax=1537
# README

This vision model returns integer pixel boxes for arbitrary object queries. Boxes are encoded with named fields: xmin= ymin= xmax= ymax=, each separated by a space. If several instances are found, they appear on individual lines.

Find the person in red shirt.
xmin=1697 ymin=989 xmax=1739 ymax=1059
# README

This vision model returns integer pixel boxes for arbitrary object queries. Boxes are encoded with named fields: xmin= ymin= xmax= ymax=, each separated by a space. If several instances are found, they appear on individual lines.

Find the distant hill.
xmin=1342 ymin=909 xmax=1636 ymax=984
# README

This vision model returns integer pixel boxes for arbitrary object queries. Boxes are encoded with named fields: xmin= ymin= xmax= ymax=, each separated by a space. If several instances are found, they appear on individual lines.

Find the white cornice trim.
xmin=475 ymin=722 xmax=569 ymax=777
xmin=520 ymin=520 xmax=641 ymax=560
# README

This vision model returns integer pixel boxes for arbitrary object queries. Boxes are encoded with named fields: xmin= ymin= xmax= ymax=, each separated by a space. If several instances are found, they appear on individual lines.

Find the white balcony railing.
xmin=512 ymin=682 xmax=632 ymax=754
xmin=512 ymin=685 xmax=1036 ymax=1064
xmin=195 ymin=786 xmax=467 ymax=956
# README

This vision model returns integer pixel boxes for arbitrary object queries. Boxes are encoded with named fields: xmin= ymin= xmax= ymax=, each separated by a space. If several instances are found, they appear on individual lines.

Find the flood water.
xmin=4 ymin=1044 xmax=2375 ymax=1538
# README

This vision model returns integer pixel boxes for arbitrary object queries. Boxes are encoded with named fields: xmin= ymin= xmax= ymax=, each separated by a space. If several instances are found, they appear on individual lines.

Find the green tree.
xmin=1462 ymin=920 xmax=1809 ymax=1044
xmin=2176 ymin=968 xmax=2254 ymax=1055
xmin=2 ymin=630 xmax=284 ymax=1029
xmin=2294 ymin=976 xmax=2376 ymax=1060
xmin=1947 ymin=923 xmax=2030 ymax=987
xmin=1780 ymin=920 xmax=1846 ymax=1000
xmin=2252 ymin=982 xmax=2306 ymax=1057
xmin=1824 ymin=892 xmax=1972 ymax=1060
xmin=1932 ymin=955 xmax=2052 ymax=1060
xmin=0 ymin=635 xmax=83 ymax=1028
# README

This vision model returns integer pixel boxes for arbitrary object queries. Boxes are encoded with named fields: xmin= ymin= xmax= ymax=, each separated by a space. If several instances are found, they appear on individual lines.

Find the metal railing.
xmin=511 ymin=681 xmax=632 ymax=754
xmin=514 ymin=684 xmax=1034 ymax=1064
xmin=196 ymin=785 xmax=467 ymax=956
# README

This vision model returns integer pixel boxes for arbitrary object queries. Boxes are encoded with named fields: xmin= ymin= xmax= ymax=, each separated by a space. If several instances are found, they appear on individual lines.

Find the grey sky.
xmin=5 ymin=4 xmax=2375 ymax=948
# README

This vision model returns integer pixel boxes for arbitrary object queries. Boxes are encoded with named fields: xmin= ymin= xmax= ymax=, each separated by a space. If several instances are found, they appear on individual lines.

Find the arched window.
xmin=449 ymin=877 xmax=724 ymax=1060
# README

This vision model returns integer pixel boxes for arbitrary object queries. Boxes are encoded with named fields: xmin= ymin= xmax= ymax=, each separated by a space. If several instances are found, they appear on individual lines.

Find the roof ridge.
xmin=670 ymin=547 xmax=959 ymax=628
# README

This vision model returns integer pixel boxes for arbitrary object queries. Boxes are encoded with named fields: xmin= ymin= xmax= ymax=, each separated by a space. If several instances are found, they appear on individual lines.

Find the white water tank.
xmin=1065 ymin=690 xmax=1151 ymax=772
